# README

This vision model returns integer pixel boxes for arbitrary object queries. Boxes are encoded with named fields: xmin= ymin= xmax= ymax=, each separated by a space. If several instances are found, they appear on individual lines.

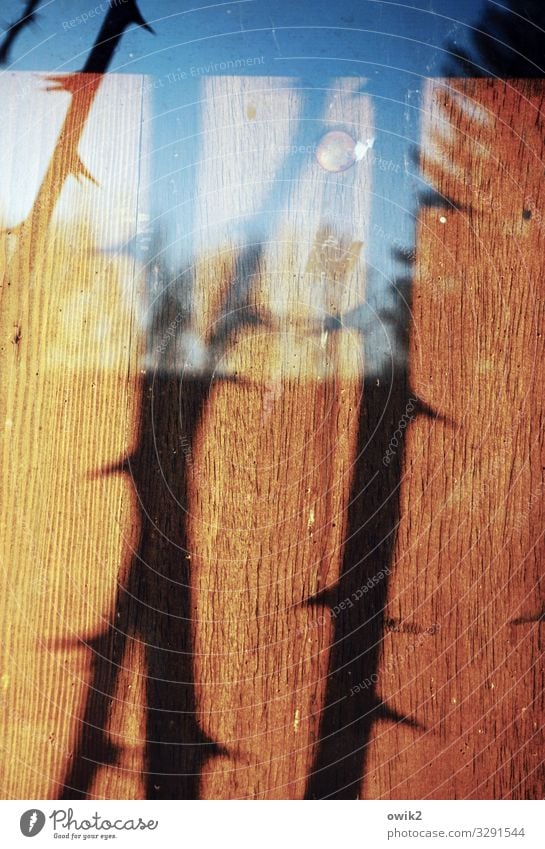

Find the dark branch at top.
xmin=0 ymin=0 xmax=40 ymax=65
xmin=445 ymin=0 xmax=545 ymax=78
xmin=82 ymin=0 xmax=154 ymax=73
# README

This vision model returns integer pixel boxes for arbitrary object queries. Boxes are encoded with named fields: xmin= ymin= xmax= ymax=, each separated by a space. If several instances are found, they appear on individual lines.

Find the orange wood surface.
xmin=0 ymin=74 xmax=543 ymax=800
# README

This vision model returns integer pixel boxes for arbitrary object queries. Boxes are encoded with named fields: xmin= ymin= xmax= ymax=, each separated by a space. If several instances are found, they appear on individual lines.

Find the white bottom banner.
xmin=1 ymin=800 xmax=544 ymax=848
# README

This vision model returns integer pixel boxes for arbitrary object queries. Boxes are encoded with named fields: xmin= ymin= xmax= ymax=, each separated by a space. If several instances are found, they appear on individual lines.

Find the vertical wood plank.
xmin=365 ymin=79 xmax=545 ymax=800
xmin=185 ymin=76 xmax=372 ymax=798
xmin=0 ymin=72 xmax=147 ymax=799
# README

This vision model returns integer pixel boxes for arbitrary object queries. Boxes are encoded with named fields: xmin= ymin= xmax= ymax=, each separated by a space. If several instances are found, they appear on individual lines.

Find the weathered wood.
xmin=365 ymin=79 xmax=545 ymax=800
xmin=0 ymin=72 xmax=147 ymax=799
xmin=1 ymin=73 xmax=544 ymax=801
xmin=156 ymin=76 xmax=372 ymax=799
xmin=0 ymin=72 xmax=373 ymax=799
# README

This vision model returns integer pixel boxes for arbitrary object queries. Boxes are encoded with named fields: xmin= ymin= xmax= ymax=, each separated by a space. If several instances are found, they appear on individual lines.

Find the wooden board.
xmin=185 ymin=76 xmax=371 ymax=799
xmin=364 ymin=79 xmax=545 ymax=800
xmin=0 ymin=73 xmax=373 ymax=799
xmin=0 ymin=72 xmax=148 ymax=799
xmin=1 ymin=73 xmax=544 ymax=801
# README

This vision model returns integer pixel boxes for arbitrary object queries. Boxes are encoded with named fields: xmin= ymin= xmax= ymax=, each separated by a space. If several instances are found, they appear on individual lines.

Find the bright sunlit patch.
xmin=0 ymin=72 xmax=147 ymax=250
xmin=0 ymin=72 xmax=150 ymax=371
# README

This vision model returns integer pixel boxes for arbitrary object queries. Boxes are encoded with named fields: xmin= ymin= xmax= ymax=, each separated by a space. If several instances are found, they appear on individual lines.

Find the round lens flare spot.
xmin=315 ymin=131 xmax=373 ymax=173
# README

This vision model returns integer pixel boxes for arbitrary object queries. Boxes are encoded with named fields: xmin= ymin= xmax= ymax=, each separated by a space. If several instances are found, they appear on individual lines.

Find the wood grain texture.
xmin=365 ymin=79 xmax=545 ymax=800
xmin=1 ymin=73 xmax=372 ymax=799
xmin=1 ymin=74 xmax=544 ymax=801
xmin=161 ymin=76 xmax=372 ymax=799
xmin=0 ymin=73 xmax=147 ymax=799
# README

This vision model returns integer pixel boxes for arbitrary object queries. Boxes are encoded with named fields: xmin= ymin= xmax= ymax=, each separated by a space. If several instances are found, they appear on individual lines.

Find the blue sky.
xmin=3 ymin=1 xmax=487 ymax=78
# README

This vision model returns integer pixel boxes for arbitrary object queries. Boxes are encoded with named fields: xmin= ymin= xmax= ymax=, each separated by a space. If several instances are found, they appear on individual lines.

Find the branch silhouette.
xmin=0 ymin=0 xmax=40 ymax=65
xmin=1 ymin=0 xmax=153 ymax=297
xmin=445 ymin=0 xmax=545 ymax=78
xmin=60 ymin=241 xmax=271 ymax=799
